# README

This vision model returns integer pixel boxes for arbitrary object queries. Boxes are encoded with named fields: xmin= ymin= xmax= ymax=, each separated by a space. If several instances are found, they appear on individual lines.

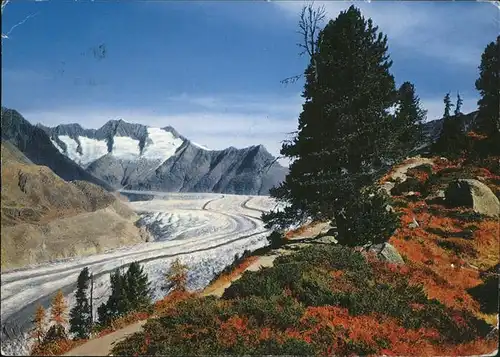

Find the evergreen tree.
xmin=475 ymin=35 xmax=500 ymax=153
xmin=125 ymin=262 xmax=151 ymax=311
xmin=264 ymin=5 xmax=398 ymax=243
xmin=443 ymin=92 xmax=453 ymax=118
xmin=106 ymin=269 xmax=131 ymax=320
xmin=69 ymin=267 xmax=91 ymax=340
xmin=432 ymin=92 xmax=466 ymax=159
xmin=392 ymin=81 xmax=427 ymax=159
xmin=454 ymin=91 xmax=463 ymax=116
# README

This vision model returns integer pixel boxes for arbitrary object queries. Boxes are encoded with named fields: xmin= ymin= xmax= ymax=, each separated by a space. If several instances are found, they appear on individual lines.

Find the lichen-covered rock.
xmin=315 ymin=235 xmax=338 ymax=244
xmin=361 ymin=242 xmax=405 ymax=264
xmin=445 ymin=179 xmax=500 ymax=218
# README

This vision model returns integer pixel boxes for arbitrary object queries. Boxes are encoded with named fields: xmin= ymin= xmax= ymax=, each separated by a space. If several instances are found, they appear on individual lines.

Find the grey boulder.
xmin=445 ymin=179 xmax=500 ymax=218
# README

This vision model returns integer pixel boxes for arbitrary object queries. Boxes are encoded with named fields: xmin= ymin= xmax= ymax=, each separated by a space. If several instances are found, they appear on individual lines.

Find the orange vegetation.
xmin=203 ymin=256 xmax=258 ymax=294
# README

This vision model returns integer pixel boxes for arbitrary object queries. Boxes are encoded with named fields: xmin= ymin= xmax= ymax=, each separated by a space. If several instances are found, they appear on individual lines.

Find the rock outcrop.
xmin=359 ymin=243 xmax=405 ymax=264
xmin=445 ymin=179 xmax=500 ymax=218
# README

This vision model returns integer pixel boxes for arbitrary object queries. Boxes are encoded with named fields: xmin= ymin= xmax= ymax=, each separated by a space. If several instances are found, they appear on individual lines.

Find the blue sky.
xmin=1 ymin=0 xmax=498 ymax=162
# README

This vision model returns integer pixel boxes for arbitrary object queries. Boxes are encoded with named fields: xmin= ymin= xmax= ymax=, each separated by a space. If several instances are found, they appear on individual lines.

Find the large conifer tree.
xmin=69 ymin=267 xmax=91 ymax=339
xmin=392 ymin=81 xmax=426 ymax=158
xmin=475 ymin=35 xmax=499 ymax=153
xmin=264 ymin=5 xmax=398 ymax=232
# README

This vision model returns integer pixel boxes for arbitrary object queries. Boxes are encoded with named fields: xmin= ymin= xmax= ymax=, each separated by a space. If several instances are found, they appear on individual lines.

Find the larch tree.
xmin=69 ymin=267 xmax=91 ymax=340
xmin=164 ymin=258 xmax=189 ymax=293
xmin=42 ymin=290 xmax=69 ymax=344
xmin=31 ymin=304 xmax=47 ymax=344
xmin=264 ymin=5 xmax=400 ymax=246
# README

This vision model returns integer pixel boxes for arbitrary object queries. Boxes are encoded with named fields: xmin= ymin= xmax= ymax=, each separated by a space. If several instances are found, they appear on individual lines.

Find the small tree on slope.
xmin=69 ymin=267 xmax=91 ymax=340
xmin=31 ymin=304 xmax=47 ymax=344
xmin=125 ymin=262 xmax=152 ymax=311
xmin=98 ymin=269 xmax=131 ymax=326
xmin=164 ymin=258 xmax=188 ymax=293
xmin=432 ymin=92 xmax=466 ymax=159
xmin=392 ymin=81 xmax=427 ymax=159
xmin=264 ymin=5 xmax=399 ymax=246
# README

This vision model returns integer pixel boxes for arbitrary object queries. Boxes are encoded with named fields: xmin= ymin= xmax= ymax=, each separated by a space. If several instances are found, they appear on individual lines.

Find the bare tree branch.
xmin=280 ymin=2 xmax=326 ymax=86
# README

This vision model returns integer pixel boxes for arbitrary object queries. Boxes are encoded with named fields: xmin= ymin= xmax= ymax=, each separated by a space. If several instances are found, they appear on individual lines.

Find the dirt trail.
xmin=381 ymin=157 xmax=434 ymax=195
xmin=63 ymin=320 xmax=147 ymax=356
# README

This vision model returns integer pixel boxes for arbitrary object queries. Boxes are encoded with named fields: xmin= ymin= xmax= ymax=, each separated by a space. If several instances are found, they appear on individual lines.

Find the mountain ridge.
xmin=40 ymin=118 xmax=288 ymax=195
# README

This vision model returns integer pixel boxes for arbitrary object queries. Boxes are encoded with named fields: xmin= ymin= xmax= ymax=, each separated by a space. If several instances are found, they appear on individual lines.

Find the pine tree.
xmin=264 ymin=5 xmax=398 ymax=243
xmin=125 ymin=262 xmax=152 ymax=311
xmin=454 ymin=91 xmax=463 ymax=116
xmin=475 ymin=35 xmax=500 ymax=153
xmin=69 ymin=267 xmax=91 ymax=340
xmin=475 ymin=35 xmax=500 ymax=136
xmin=433 ymin=92 xmax=466 ymax=159
xmin=105 ymin=269 xmax=131 ymax=320
xmin=392 ymin=81 xmax=427 ymax=159
xmin=443 ymin=92 xmax=453 ymax=118
xmin=31 ymin=304 xmax=47 ymax=344
xmin=164 ymin=258 xmax=188 ymax=292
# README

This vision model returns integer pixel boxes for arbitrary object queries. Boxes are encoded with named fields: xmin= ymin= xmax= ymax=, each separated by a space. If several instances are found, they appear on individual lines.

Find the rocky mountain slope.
xmin=1 ymin=108 xmax=112 ymax=190
xmin=39 ymin=119 xmax=288 ymax=195
xmin=0 ymin=141 xmax=149 ymax=270
xmin=420 ymin=111 xmax=478 ymax=150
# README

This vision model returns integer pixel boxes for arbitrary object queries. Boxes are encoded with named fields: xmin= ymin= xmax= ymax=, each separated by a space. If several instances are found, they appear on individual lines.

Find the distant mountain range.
xmin=2 ymin=109 xmax=287 ymax=195
xmin=1 ymin=108 xmax=112 ymax=190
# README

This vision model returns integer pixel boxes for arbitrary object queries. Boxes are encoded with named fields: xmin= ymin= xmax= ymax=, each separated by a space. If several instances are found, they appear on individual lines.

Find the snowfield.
xmin=0 ymin=193 xmax=276 ymax=356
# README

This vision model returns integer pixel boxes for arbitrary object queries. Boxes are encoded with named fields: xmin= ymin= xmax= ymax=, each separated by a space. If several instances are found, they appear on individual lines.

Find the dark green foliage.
xmin=265 ymin=5 xmax=399 ymax=231
xmin=432 ymin=92 xmax=467 ymax=159
xmin=475 ymin=35 xmax=500 ymax=147
xmin=468 ymin=265 xmax=500 ymax=314
xmin=275 ymin=244 xmax=371 ymax=275
xmin=125 ymin=262 xmax=152 ymax=311
xmin=392 ymin=81 xmax=427 ymax=158
xmin=69 ymin=267 xmax=91 ymax=339
xmin=391 ymin=177 xmax=423 ymax=196
xmin=335 ymin=187 xmax=401 ymax=246
xmin=97 ymin=262 xmax=151 ymax=327
xmin=42 ymin=324 xmax=68 ymax=344
xmin=98 ymin=269 xmax=130 ymax=325
xmin=230 ymin=294 xmax=305 ymax=329
xmin=254 ymin=338 xmax=316 ymax=356
xmin=267 ymin=231 xmax=285 ymax=249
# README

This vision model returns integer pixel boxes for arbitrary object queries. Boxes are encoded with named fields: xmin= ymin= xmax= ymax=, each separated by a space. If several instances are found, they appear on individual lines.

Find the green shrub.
xmin=335 ymin=188 xmax=401 ymax=247
xmin=230 ymin=294 xmax=305 ymax=329
xmin=275 ymin=245 xmax=372 ymax=276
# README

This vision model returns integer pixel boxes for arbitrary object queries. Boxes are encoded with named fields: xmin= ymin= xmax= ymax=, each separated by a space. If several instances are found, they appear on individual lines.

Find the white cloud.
xmin=272 ymin=0 xmax=497 ymax=66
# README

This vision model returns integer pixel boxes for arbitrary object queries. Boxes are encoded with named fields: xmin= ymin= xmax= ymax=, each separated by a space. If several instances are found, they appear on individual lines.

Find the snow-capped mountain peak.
xmin=39 ymin=119 xmax=287 ymax=195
